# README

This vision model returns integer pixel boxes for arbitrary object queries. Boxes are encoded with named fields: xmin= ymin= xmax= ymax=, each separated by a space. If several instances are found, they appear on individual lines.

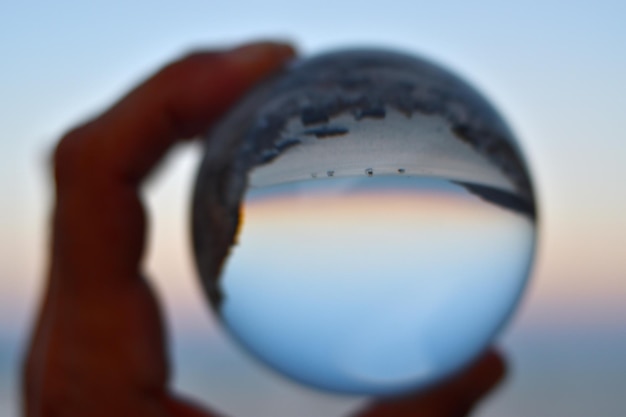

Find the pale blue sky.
xmin=1 ymin=1 xmax=626 ymax=416
xmin=2 ymin=0 xmax=626 ymax=229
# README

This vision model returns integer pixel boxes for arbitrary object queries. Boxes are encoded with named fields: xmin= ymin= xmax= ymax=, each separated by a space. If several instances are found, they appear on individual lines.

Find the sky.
xmin=219 ymin=179 xmax=534 ymax=395
xmin=1 ymin=0 xmax=626 ymax=416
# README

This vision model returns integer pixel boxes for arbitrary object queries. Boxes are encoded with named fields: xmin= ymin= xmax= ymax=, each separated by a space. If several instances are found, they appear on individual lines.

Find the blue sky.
xmin=1 ymin=1 xmax=626 ymax=416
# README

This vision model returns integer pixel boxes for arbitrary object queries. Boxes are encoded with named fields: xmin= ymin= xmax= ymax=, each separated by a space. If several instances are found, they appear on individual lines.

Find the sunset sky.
xmin=2 ymin=1 xmax=625 ymax=416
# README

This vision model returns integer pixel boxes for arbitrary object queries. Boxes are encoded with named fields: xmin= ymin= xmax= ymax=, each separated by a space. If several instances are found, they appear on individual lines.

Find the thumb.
xmin=354 ymin=350 xmax=506 ymax=417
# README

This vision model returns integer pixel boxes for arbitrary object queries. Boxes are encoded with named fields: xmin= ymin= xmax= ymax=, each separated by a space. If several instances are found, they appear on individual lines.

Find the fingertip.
xmin=447 ymin=348 xmax=508 ymax=410
xmin=224 ymin=40 xmax=297 ymax=81
xmin=479 ymin=348 xmax=508 ymax=387
xmin=492 ymin=349 xmax=507 ymax=380
xmin=353 ymin=349 xmax=508 ymax=417
xmin=230 ymin=40 xmax=297 ymax=61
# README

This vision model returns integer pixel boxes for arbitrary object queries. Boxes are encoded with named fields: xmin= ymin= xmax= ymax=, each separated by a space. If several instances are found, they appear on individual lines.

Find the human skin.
xmin=22 ymin=41 xmax=505 ymax=417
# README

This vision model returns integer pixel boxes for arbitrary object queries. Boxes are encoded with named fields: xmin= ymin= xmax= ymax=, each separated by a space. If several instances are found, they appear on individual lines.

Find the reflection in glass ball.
xmin=192 ymin=49 xmax=536 ymax=395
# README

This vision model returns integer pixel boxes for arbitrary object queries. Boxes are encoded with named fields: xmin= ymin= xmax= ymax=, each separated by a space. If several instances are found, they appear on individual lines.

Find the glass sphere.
xmin=192 ymin=49 xmax=536 ymax=396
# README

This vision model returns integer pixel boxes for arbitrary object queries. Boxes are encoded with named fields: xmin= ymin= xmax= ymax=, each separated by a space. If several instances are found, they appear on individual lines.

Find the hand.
xmin=23 ymin=41 xmax=505 ymax=417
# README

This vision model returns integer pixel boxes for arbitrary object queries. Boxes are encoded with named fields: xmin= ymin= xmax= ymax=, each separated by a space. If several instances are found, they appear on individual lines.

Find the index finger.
xmin=51 ymin=41 xmax=296 ymax=287
xmin=55 ymin=42 xmax=296 ymax=188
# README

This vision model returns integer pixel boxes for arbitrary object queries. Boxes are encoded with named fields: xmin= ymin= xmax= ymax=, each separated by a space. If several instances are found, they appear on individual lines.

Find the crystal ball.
xmin=192 ymin=49 xmax=536 ymax=396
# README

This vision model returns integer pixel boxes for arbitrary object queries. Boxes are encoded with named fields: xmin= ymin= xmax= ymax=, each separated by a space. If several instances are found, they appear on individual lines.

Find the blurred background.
xmin=1 ymin=1 xmax=625 ymax=416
